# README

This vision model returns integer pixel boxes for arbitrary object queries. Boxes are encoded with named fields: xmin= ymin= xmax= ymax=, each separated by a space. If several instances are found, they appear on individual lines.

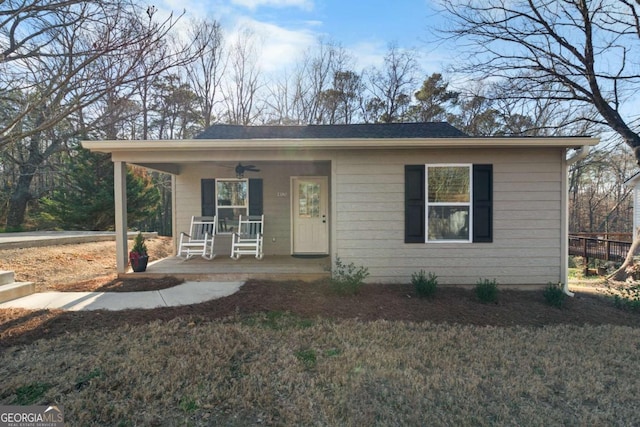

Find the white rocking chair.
xmin=230 ymin=214 xmax=264 ymax=260
xmin=178 ymin=216 xmax=217 ymax=260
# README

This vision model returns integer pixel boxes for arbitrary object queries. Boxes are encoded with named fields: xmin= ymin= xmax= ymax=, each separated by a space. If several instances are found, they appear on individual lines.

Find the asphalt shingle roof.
xmin=195 ymin=122 xmax=468 ymax=139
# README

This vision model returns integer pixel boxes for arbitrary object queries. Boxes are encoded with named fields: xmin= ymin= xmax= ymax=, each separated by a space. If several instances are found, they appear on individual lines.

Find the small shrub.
xmin=568 ymin=256 xmax=579 ymax=269
xmin=475 ymin=278 xmax=499 ymax=303
xmin=75 ymin=368 xmax=103 ymax=391
xmin=324 ymin=348 xmax=342 ymax=357
xmin=612 ymin=285 xmax=640 ymax=312
xmin=263 ymin=310 xmax=287 ymax=329
xmin=543 ymin=283 xmax=566 ymax=308
xmin=131 ymin=231 xmax=147 ymax=256
xmin=412 ymin=270 xmax=438 ymax=298
xmin=295 ymin=348 xmax=317 ymax=370
xmin=179 ymin=395 xmax=199 ymax=413
xmin=14 ymin=382 xmax=51 ymax=405
xmin=331 ymin=256 xmax=369 ymax=295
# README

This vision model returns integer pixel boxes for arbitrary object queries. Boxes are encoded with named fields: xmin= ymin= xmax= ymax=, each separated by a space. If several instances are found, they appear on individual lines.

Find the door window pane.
xmin=298 ymin=182 xmax=320 ymax=218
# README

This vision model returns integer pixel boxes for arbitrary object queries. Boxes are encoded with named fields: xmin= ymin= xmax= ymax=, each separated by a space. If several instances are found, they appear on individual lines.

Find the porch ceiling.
xmin=134 ymin=159 xmax=327 ymax=175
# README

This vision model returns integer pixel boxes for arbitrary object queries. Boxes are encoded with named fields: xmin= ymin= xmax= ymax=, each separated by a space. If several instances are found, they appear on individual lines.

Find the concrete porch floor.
xmin=123 ymin=255 xmax=332 ymax=282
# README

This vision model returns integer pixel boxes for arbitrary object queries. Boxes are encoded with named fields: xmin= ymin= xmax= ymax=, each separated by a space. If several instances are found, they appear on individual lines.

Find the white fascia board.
xmin=82 ymin=136 xmax=599 ymax=153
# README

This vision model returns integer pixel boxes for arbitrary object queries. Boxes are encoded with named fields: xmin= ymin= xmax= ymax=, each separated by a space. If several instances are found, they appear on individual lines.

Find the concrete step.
xmin=0 ymin=270 xmax=15 ymax=286
xmin=0 ymin=271 xmax=35 ymax=303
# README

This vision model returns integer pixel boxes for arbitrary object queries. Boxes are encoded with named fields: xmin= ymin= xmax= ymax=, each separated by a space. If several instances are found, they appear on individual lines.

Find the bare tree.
xmin=435 ymin=0 xmax=640 ymax=279
xmin=364 ymin=44 xmax=419 ymax=123
xmin=436 ymin=0 xmax=640 ymax=160
xmin=223 ymin=28 xmax=263 ymax=125
xmin=448 ymin=83 xmax=500 ymax=136
xmin=264 ymin=70 xmax=300 ymax=125
xmin=569 ymin=146 xmax=634 ymax=232
xmin=0 ymin=0 xmax=195 ymax=229
xmin=0 ymin=0 xmax=187 ymax=149
xmin=150 ymin=74 xmax=199 ymax=139
xmin=185 ymin=18 xmax=226 ymax=129
xmin=275 ymin=39 xmax=352 ymax=124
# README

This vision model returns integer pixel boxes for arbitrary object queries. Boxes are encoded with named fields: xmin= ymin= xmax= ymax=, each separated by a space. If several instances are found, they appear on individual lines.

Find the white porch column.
xmin=114 ymin=161 xmax=128 ymax=273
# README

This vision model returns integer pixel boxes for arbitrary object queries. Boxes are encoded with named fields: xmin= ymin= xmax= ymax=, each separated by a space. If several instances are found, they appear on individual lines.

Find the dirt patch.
xmin=1 ymin=239 xmax=639 ymax=349
xmin=0 ymin=236 xmax=173 ymax=291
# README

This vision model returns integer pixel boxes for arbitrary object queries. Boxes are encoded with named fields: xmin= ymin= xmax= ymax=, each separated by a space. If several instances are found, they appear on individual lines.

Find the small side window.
xmin=405 ymin=164 xmax=492 ymax=244
xmin=426 ymin=165 xmax=472 ymax=242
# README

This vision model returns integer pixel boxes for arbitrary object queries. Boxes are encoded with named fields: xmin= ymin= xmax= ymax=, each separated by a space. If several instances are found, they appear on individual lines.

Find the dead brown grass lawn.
xmin=0 ymin=236 xmax=173 ymax=291
xmin=1 ymin=240 xmax=640 ymax=425
xmin=1 ymin=315 xmax=639 ymax=426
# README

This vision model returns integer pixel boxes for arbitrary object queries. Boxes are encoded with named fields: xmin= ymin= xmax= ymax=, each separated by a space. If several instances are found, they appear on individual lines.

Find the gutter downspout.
xmin=563 ymin=145 xmax=591 ymax=296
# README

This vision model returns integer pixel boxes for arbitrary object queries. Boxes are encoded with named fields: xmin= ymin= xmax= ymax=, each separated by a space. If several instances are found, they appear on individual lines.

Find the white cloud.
xmin=231 ymin=0 xmax=314 ymax=11
xmin=346 ymin=41 xmax=387 ymax=70
xmin=156 ymin=0 xmax=444 ymax=80
xmin=230 ymin=17 xmax=319 ymax=74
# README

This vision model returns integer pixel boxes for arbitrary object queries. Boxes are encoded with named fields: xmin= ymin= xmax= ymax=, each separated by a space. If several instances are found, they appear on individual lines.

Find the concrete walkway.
xmin=0 ymin=281 xmax=244 ymax=311
xmin=0 ymin=230 xmax=157 ymax=250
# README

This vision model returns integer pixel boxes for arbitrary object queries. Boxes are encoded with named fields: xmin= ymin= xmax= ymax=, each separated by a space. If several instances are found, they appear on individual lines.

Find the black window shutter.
xmin=201 ymin=179 xmax=216 ymax=216
xmin=473 ymin=164 xmax=493 ymax=243
xmin=405 ymin=165 xmax=425 ymax=243
xmin=249 ymin=178 xmax=263 ymax=215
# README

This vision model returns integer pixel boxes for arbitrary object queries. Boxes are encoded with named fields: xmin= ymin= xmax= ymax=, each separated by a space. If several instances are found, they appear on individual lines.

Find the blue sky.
xmin=159 ymin=0 xmax=449 ymax=74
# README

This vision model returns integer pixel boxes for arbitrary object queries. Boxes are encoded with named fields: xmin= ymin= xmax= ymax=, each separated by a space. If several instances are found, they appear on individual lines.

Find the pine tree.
xmin=40 ymin=147 xmax=160 ymax=230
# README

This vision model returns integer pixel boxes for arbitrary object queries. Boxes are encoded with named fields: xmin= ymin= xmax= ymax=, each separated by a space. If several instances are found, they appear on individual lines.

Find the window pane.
xmin=428 ymin=206 xmax=470 ymax=240
xmin=217 ymin=207 xmax=247 ymax=233
xmin=428 ymin=166 xmax=470 ymax=203
xmin=216 ymin=180 xmax=248 ymax=233
xmin=217 ymin=181 xmax=247 ymax=206
xmin=298 ymin=182 xmax=321 ymax=218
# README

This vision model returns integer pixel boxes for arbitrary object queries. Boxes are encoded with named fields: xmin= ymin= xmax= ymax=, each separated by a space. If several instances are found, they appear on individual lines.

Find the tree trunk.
xmin=5 ymin=130 xmax=58 ymax=231
xmin=5 ymin=166 xmax=37 ymax=230
xmin=608 ymin=229 xmax=640 ymax=281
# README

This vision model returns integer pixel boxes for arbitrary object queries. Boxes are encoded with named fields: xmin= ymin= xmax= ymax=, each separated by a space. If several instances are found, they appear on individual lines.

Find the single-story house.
xmin=82 ymin=122 xmax=598 ymax=289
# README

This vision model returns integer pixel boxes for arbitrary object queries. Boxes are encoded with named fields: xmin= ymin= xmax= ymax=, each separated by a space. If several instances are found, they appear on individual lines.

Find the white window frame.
xmin=216 ymin=178 xmax=248 ymax=234
xmin=425 ymin=164 xmax=473 ymax=243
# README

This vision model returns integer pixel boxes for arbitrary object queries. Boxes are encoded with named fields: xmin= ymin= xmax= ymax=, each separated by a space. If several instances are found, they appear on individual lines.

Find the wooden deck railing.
xmin=568 ymin=235 xmax=632 ymax=262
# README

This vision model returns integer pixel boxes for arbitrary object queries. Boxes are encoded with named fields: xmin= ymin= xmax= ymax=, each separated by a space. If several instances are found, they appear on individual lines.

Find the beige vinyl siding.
xmin=333 ymin=147 xmax=564 ymax=285
xmin=172 ymin=146 xmax=565 ymax=285
xmin=174 ymin=161 xmax=330 ymax=256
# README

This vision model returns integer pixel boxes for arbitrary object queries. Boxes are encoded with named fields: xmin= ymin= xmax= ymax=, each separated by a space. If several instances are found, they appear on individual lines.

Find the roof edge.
xmin=82 ymin=136 xmax=600 ymax=153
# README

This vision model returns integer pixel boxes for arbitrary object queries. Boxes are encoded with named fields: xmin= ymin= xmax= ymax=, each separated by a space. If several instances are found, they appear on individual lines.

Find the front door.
xmin=292 ymin=176 xmax=329 ymax=254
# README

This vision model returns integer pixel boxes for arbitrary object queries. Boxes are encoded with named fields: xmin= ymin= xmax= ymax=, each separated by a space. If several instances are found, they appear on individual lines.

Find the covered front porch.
xmin=123 ymin=254 xmax=331 ymax=282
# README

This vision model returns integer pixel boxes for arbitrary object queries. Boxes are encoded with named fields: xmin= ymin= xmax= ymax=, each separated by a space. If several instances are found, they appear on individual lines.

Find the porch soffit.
xmin=83 ymin=136 xmax=599 ymax=155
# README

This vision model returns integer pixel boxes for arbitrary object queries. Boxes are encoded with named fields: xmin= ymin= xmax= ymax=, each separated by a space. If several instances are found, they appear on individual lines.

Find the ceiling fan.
xmin=235 ymin=162 xmax=260 ymax=178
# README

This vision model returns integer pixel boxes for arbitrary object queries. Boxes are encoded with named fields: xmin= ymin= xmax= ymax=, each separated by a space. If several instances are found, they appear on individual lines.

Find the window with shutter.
xmin=405 ymin=164 xmax=492 ymax=243
xmin=201 ymin=178 xmax=263 ymax=234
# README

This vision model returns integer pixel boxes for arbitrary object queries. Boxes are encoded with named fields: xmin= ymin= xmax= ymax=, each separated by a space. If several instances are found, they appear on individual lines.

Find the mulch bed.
xmin=1 ymin=279 xmax=639 ymax=349
xmin=47 ymin=275 xmax=183 ymax=292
